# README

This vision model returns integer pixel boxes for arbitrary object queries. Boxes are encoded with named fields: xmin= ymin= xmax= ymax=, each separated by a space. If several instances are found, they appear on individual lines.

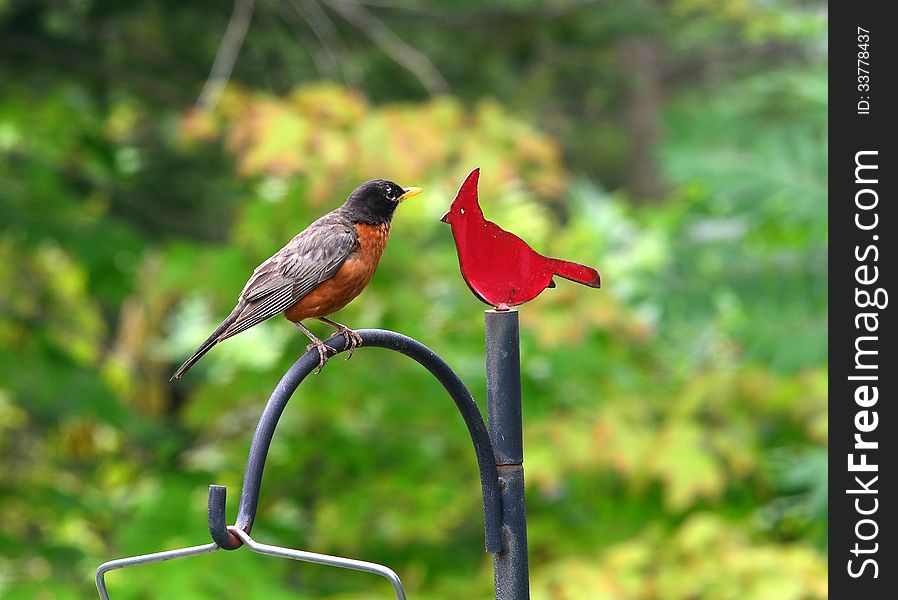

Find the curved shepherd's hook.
xmin=208 ymin=329 xmax=503 ymax=554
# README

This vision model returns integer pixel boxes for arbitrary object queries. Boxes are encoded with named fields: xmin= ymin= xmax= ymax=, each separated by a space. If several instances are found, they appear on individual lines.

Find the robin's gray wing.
xmin=217 ymin=222 xmax=358 ymax=340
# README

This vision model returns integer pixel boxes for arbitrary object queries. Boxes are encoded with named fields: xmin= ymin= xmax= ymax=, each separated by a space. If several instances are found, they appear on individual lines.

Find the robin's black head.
xmin=342 ymin=179 xmax=423 ymax=224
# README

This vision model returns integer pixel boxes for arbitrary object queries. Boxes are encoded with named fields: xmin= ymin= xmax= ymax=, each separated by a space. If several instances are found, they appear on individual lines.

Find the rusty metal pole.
xmin=485 ymin=309 xmax=530 ymax=600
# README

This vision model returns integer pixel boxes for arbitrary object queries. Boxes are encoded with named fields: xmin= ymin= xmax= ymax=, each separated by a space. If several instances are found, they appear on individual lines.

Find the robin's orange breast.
xmin=283 ymin=222 xmax=390 ymax=322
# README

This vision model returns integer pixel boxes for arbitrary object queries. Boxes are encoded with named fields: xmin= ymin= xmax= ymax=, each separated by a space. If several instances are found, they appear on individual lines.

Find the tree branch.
xmin=196 ymin=0 xmax=257 ymax=112
xmin=326 ymin=0 xmax=449 ymax=95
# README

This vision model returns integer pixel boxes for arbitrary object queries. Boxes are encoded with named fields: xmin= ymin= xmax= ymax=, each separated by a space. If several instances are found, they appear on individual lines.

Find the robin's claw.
xmin=340 ymin=328 xmax=363 ymax=360
xmin=306 ymin=339 xmax=337 ymax=373
xmin=316 ymin=317 xmax=363 ymax=361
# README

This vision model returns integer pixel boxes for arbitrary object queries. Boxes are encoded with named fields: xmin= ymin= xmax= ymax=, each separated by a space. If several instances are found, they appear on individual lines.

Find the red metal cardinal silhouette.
xmin=441 ymin=168 xmax=601 ymax=310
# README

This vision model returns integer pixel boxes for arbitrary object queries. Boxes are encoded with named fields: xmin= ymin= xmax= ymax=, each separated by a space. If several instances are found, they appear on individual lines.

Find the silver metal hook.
xmin=95 ymin=529 xmax=407 ymax=600
xmin=228 ymin=527 xmax=407 ymax=600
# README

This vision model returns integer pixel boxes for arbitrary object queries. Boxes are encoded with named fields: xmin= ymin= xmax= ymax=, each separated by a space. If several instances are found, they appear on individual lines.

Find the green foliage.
xmin=1 ymin=1 xmax=825 ymax=598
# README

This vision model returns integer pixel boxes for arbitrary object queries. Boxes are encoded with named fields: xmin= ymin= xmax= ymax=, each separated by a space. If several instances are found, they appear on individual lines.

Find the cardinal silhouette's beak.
xmin=398 ymin=187 xmax=423 ymax=202
xmin=440 ymin=211 xmax=450 ymax=223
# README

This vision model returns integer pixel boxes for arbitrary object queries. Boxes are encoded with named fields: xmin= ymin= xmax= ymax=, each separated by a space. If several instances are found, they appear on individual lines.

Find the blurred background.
xmin=1 ymin=1 xmax=827 ymax=598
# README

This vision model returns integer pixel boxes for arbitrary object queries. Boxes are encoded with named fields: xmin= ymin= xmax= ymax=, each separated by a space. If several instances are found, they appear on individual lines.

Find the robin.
xmin=171 ymin=179 xmax=423 ymax=380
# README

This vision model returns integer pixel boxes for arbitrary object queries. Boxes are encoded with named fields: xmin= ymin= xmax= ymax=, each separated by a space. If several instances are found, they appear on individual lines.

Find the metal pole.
xmin=485 ymin=309 xmax=530 ymax=600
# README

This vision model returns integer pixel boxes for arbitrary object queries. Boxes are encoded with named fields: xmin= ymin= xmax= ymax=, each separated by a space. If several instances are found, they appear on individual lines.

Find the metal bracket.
xmin=97 ymin=328 xmax=503 ymax=598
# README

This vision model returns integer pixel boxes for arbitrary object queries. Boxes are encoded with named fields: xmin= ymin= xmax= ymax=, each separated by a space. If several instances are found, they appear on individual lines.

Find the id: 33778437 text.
xmin=857 ymin=27 xmax=871 ymax=115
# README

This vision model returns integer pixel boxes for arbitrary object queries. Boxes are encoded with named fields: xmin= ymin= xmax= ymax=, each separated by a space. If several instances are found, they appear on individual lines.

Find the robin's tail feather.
xmin=550 ymin=258 xmax=601 ymax=288
xmin=170 ymin=305 xmax=242 ymax=380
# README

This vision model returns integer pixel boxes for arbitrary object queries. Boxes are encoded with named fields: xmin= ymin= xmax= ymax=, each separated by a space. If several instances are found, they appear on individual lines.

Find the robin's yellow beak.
xmin=398 ymin=187 xmax=423 ymax=202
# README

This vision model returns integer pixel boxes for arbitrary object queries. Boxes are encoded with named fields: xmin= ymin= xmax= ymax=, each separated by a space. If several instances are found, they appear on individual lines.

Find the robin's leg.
xmin=294 ymin=321 xmax=337 ymax=373
xmin=317 ymin=317 xmax=363 ymax=360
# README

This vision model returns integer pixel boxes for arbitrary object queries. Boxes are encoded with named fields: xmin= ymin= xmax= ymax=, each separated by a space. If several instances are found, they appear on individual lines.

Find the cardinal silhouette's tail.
xmin=550 ymin=258 xmax=601 ymax=288
xmin=170 ymin=305 xmax=242 ymax=381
